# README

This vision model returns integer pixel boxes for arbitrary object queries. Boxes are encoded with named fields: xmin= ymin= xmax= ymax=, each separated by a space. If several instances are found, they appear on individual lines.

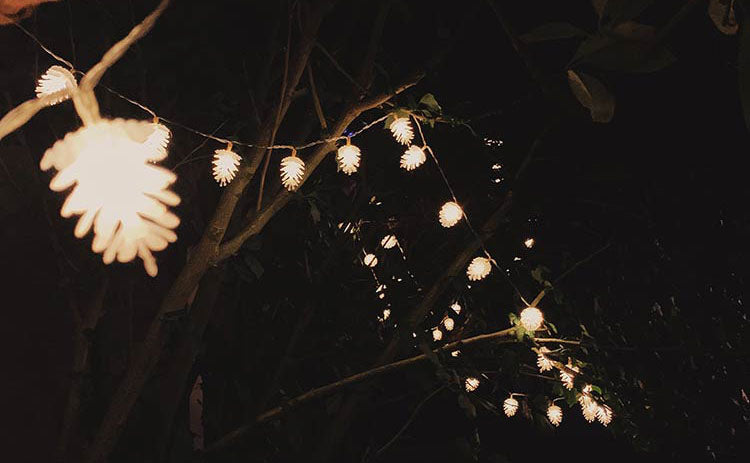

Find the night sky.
xmin=1 ymin=1 xmax=748 ymax=462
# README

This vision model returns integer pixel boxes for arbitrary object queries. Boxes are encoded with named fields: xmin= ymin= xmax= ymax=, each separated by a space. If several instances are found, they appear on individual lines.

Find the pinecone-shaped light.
xmin=466 ymin=256 xmax=492 ymax=281
xmin=443 ymin=317 xmax=455 ymax=331
xmin=503 ymin=397 xmax=519 ymax=417
xmin=520 ymin=306 xmax=544 ymax=331
xmin=36 ymin=65 xmax=77 ymax=105
xmin=400 ymin=145 xmax=426 ymax=171
xmin=144 ymin=121 xmax=171 ymax=162
xmin=389 ymin=116 xmax=414 ymax=145
xmin=450 ymin=302 xmax=462 ymax=314
xmin=336 ymin=139 xmax=361 ymax=174
xmin=39 ymin=118 xmax=180 ymax=276
xmin=432 ymin=328 xmax=443 ymax=341
xmin=596 ymin=404 xmax=613 ymax=426
xmin=547 ymin=404 xmax=563 ymax=426
xmin=381 ymin=234 xmax=398 ymax=249
xmin=439 ymin=201 xmax=463 ymax=228
xmin=212 ymin=146 xmax=241 ymax=187
xmin=464 ymin=377 xmax=480 ymax=392
xmin=280 ymin=150 xmax=305 ymax=191
xmin=560 ymin=360 xmax=579 ymax=390
xmin=537 ymin=347 xmax=554 ymax=372
xmin=363 ymin=253 xmax=378 ymax=268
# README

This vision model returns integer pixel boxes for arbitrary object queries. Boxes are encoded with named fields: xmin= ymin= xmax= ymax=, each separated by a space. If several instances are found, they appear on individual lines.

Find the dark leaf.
xmin=567 ymin=69 xmax=615 ymax=123
xmin=602 ymin=0 xmax=654 ymax=25
xmin=419 ymin=93 xmax=442 ymax=113
xmin=738 ymin=4 xmax=750 ymax=132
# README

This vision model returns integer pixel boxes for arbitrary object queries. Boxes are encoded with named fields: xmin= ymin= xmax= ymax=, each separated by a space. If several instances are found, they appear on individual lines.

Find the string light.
xmin=547 ymin=404 xmax=563 ymax=426
xmin=536 ymin=347 xmax=554 ymax=372
xmin=280 ymin=150 xmax=305 ymax=191
xmin=503 ymin=396 xmax=519 ymax=417
xmin=464 ymin=377 xmax=480 ymax=392
xmin=363 ymin=253 xmax=378 ymax=268
xmin=144 ymin=119 xmax=171 ymax=161
xmin=336 ymin=138 xmax=361 ymax=174
xmin=450 ymin=302 xmax=462 ymax=314
xmin=35 ymin=65 xmax=76 ymax=105
xmin=560 ymin=360 xmax=579 ymax=390
xmin=438 ymin=201 xmax=463 ymax=228
xmin=596 ymin=404 xmax=613 ymax=426
xmin=519 ymin=306 xmax=544 ymax=331
xmin=389 ymin=116 xmax=414 ymax=145
xmin=381 ymin=234 xmax=398 ymax=249
xmin=432 ymin=328 xmax=443 ymax=341
xmin=466 ymin=256 xmax=492 ymax=281
xmin=443 ymin=316 xmax=455 ymax=331
xmin=212 ymin=144 xmax=241 ymax=187
xmin=39 ymin=118 xmax=180 ymax=276
xmin=524 ymin=237 xmax=535 ymax=249
xmin=579 ymin=385 xmax=598 ymax=423
xmin=400 ymin=145 xmax=426 ymax=171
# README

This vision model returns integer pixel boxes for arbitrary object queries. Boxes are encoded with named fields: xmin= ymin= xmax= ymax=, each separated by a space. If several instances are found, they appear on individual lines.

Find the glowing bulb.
xmin=39 ymin=119 xmax=180 ymax=276
xmin=382 ymin=308 xmax=391 ymax=321
xmin=596 ymin=404 xmax=613 ymax=426
xmin=466 ymin=256 xmax=492 ymax=281
xmin=336 ymin=142 xmax=361 ymax=174
xmin=35 ymin=65 xmax=77 ymax=105
xmin=400 ymin=145 xmax=426 ymax=171
xmin=536 ymin=347 xmax=554 ymax=372
xmin=520 ymin=306 xmax=544 ymax=331
xmin=443 ymin=317 xmax=455 ymax=331
xmin=439 ymin=201 xmax=463 ymax=228
xmin=280 ymin=155 xmax=305 ymax=191
xmin=432 ymin=328 xmax=443 ymax=341
xmin=381 ymin=234 xmax=398 ymax=249
xmin=547 ymin=404 xmax=563 ymax=426
xmin=464 ymin=377 xmax=480 ymax=392
xmin=503 ymin=397 xmax=519 ymax=417
xmin=363 ymin=253 xmax=378 ymax=267
xmin=524 ymin=237 xmax=535 ymax=248
xmin=450 ymin=302 xmax=462 ymax=314
xmin=144 ymin=122 xmax=171 ymax=162
xmin=560 ymin=361 xmax=579 ymax=390
xmin=582 ymin=400 xmax=598 ymax=423
xmin=389 ymin=116 xmax=414 ymax=145
xmin=212 ymin=148 xmax=241 ymax=187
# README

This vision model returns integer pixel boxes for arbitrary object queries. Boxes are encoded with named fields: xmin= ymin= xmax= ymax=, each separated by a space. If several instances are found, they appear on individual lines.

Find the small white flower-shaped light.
xmin=389 ymin=116 xmax=414 ymax=145
xmin=400 ymin=145 xmax=426 ymax=171
xmin=439 ymin=201 xmax=463 ymax=228
xmin=212 ymin=145 xmax=241 ymax=187
xmin=464 ymin=377 xmax=480 ymax=392
xmin=524 ymin=237 xmax=535 ymax=249
xmin=381 ymin=234 xmax=398 ymax=249
xmin=466 ymin=256 xmax=492 ymax=281
xmin=144 ymin=120 xmax=171 ymax=162
xmin=39 ymin=118 xmax=180 ymax=276
xmin=503 ymin=396 xmax=519 ymax=417
xmin=336 ymin=139 xmax=361 ymax=174
xmin=536 ymin=347 xmax=554 ymax=373
xmin=432 ymin=328 xmax=443 ymax=341
xmin=443 ymin=317 xmax=455 ymax=331
xmin=520 ymin=306 xmax=544 ymax=331
xmin=36 ymin=65 xmax=77 ymax=105
xmin=280 ymin=151 xmax=305 ymax=191
xmin=450 ymin=302 xmax=462 ymax=314
xmin=547 ymin=404 xmax=563 ymax=426
xmin=596 ymin=404 xmax=613 ymax=426
xmin=363 ymin=253 xmax=378 ymax=268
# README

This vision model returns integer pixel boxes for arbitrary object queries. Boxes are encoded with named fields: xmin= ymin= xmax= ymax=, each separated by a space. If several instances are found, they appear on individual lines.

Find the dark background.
xmin=1 ymin=0 xmax=748 ymax=462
